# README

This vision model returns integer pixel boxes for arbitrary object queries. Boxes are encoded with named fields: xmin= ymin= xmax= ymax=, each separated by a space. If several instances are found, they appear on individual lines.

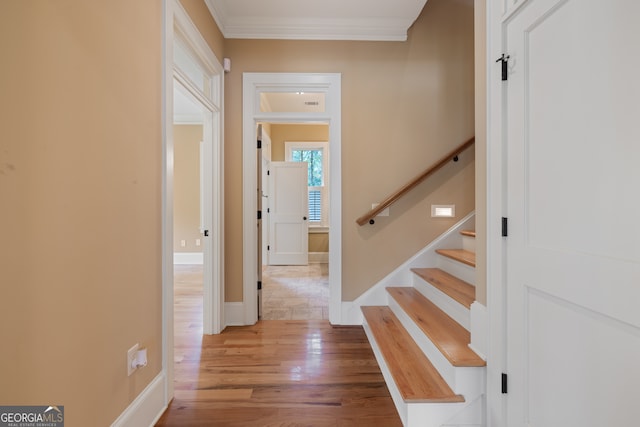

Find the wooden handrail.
xmin=356 ymin=137 xmax=475 ymax=226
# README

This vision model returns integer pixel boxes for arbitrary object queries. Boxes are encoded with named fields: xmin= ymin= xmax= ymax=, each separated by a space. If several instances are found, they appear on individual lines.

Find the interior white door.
xmin=504 ymin=1 xmax=640 ymax=425
xmin=268 ymin=161 xmax=309 ymax=265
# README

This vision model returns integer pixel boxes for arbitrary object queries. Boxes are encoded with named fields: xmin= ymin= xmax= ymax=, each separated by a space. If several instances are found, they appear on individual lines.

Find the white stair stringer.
xmin=362 ymin=318 xmax=479 ymax=427
xmin=387 ymin=295 xmax=485 ymax=401
xmin=441 ymin=394 xmax=484 ymax=427
xmin=436 ymin=255 xmax=475 ymax=285
xmin=413 ymin=274 xmax=471 ymax=331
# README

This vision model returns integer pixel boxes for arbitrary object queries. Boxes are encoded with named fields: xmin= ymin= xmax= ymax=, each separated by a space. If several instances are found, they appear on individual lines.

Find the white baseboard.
xmin=309 ymin=252 xmax=329 ymax=263
xmin=111 ymin=372 xmax=167 ymax=427
xmin=173 ymin=252 xmax=203 ymax=265
xmin=225 ymin=302 xmax=245 ymax=326
xmin=469 ymin=301 xmax=487 ymax=360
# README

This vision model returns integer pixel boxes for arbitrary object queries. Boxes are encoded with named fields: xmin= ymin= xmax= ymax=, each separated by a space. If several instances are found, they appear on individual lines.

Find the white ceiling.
xmin=204 ymin=0 xmax=429 ymax=41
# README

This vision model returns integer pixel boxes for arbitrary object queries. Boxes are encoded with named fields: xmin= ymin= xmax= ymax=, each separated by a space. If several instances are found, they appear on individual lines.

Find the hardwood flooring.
xmin=156 ymin=267 xmax=401 ymax=426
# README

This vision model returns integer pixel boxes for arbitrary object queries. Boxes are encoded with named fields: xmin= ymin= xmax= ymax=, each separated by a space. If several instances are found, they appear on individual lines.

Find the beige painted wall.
xmin=474 ymin=0 xmax=487 ymax=305
xmin=174 ymin=125 xmax=203 ymax=253
xmin=269 ymin=124 xmax=330 ymax=253
xmin=179 ymin=0 xmax=225 ymax=64
xmin=224 ymin=0 xmax=475 ymax=301
xmin=0 ymin=1 xmax=162 ymax=425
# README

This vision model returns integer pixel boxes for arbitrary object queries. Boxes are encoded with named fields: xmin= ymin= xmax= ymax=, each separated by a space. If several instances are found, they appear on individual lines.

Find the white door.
xmin=504 ymin=0 xmax=640 ymax=425
xmin=268 ymin=161 xmax=309 ymax=265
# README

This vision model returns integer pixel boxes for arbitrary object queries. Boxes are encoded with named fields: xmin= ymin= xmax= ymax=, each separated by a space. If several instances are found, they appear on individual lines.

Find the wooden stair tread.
xmin=387 ymin=287 xmax=485 ymax=367
xmin=411 ymin=268 xmax=475 ymax=309
xmin=460 ymin=230 xmax=476 ymax=238
xmin=361 ymin=306 xmax=465 ymax=403
xmin=436 ymin=249 xmax=476 ymax=267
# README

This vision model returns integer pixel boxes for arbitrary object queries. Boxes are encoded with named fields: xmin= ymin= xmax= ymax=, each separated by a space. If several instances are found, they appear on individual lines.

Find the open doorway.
xmin=171 ymin=21 xmax=223 ymax=335
xmin=172 ymin=83 xmax=207 ymax=338
xmin=259 ymin=122 xmax=330 ymax=320
xmin=162 ymin=1 xmax=225 ymax=406
xmin=242 ymin=73 xmax=342 ymax=325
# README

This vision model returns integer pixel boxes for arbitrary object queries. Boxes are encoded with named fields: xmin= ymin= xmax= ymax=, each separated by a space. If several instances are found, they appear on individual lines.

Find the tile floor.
xmin=173 ymin=263 xmax=329 ymax=322
xmin=261 ymin=263 xmax=329 ymax=320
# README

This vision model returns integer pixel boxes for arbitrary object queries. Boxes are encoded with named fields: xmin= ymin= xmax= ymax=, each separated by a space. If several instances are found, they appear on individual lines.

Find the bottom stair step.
xmin=361 ymin=306 xmax=464 ymax=404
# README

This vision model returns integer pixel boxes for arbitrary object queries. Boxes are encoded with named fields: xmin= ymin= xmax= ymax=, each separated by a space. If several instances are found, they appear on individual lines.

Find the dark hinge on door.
xmin=496 ymin=54 xmax=510 ymax=81
xmin=502 ymin=217 xmax=508 ymax=237
xmin=502 ymin=373 xmax=508 ymax=394
xmin=267 ymin=245 xmax=270 ymax=251
xmin=257 ymin=210 xmax=262 ymax=220
xmin=257 ymin=281 xmax=262 ymax=290
xmin=257 ymin=139 xmax=262 ymax=149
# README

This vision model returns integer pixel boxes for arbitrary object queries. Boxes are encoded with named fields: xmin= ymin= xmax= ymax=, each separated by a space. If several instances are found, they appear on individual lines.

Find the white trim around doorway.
xmin=242 ymin=73 xmax=342 ymax=325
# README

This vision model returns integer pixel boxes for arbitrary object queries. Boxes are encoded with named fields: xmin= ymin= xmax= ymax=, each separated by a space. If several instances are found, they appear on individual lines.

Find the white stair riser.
xmin=441 ymin=395 xmax=484 ymax=426
xmin=436 ymin=256 xmax=476 ymax=285
xmin=462 ymin=234 xmax=476 ymax=253
xmin=387 ymin=297 xmax=484 ymax=400
xmin=406 ymin=401 xmax=478 ymax=427
xmin=412 ymin=277 xmax=471 ymax=331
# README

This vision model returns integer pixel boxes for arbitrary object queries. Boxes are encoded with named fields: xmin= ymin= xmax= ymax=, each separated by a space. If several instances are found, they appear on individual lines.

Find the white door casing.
xmin=502 ymin=0 xmax=640 ymax=426
xmin=268 ymin=162 xmax=309 ymax=265
xmin=242 ymin=73 xmax=342 ymax=325
xmin=163 ymin=0 xmax=224 ymax=407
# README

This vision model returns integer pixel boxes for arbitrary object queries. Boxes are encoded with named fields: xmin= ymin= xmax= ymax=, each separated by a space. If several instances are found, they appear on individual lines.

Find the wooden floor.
xmin=155 ymin=267 xmax=402 ymax=426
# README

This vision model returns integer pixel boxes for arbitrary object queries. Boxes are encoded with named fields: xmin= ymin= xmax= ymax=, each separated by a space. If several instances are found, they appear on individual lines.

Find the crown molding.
xmin=205 ymin=0 xmax=427 ymax=42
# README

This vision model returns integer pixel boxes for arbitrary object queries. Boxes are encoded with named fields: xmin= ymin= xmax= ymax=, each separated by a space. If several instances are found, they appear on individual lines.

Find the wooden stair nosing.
xmin=460 ymin=230 xmax=476 ymax=238
xmin=435 ymin=249 xmax=476 ymax=268
xmin=411 ymin=268 xmax=475 ymax=309
xmin=361 ymin=306 xmax=465 ymax=404
xmin=386 ymin=287 xmax=485 ymax=368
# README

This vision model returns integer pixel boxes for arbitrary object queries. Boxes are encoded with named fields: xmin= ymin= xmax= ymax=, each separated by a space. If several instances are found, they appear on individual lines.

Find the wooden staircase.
xmin=361 ymin=229 xmax=485 ymax=427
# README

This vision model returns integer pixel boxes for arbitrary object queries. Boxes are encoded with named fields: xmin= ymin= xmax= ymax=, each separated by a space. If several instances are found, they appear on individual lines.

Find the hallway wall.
xmin=0 ymin=1 xmax=163 ymax=425
xmin=223 ymin=0 xmax=475 ymax=301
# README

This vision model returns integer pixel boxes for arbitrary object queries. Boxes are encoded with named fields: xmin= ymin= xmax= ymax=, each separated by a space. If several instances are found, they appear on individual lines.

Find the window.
xmin=285 ymin=141 xmax=329 ymax=229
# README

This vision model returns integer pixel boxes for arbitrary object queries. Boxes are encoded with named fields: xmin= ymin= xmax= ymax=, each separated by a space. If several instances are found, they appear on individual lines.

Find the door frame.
xmin=162 ymin=0 xmax=224 ymax=404
xmin=242 ymin=73 xmax=342 ymax=325
xmin=486 ymin=0 xmax=507 ymax=426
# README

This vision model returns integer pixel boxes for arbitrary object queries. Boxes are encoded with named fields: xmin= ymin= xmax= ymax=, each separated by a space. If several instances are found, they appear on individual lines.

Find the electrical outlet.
xmin=127 ymin=343 xmax=139 ymax=376
xmin=180 ymin=240 xmax=186 ymax=247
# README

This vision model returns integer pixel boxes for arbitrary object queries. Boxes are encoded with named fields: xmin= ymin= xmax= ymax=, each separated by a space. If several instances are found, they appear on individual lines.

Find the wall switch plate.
xmin=196 ymin=239 xmax=201 ymax=246
xmin=127 ymin=343 xmax=139 ymax=376
xmin=180 ymin=240 xmax=186 ymax=247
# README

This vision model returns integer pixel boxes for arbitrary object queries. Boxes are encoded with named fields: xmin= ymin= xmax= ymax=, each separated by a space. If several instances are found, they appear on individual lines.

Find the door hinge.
xmin=257 ymin=139 xmax=262 ymax=149
xmin=496 ymin=54 xmax=510 ymax=81
xmin=257 ymin=210 xmax=262 ymax=220
xmin=267 ymin=245 xmax=270 ymax=251
xmin=267 ymin=170 xmax=270 ymax=176
xmin=502 ymin=217 xmax=508 ymax=237
xmin=257 ymin=280 xmax=262 ymax=290
xmin=502 ymin=373 xmax=508 ymax=394
xmin=203 ymin=229 xmax=209 ymax=237
xmin=267 ymin=208 xmax=270 ymax=213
